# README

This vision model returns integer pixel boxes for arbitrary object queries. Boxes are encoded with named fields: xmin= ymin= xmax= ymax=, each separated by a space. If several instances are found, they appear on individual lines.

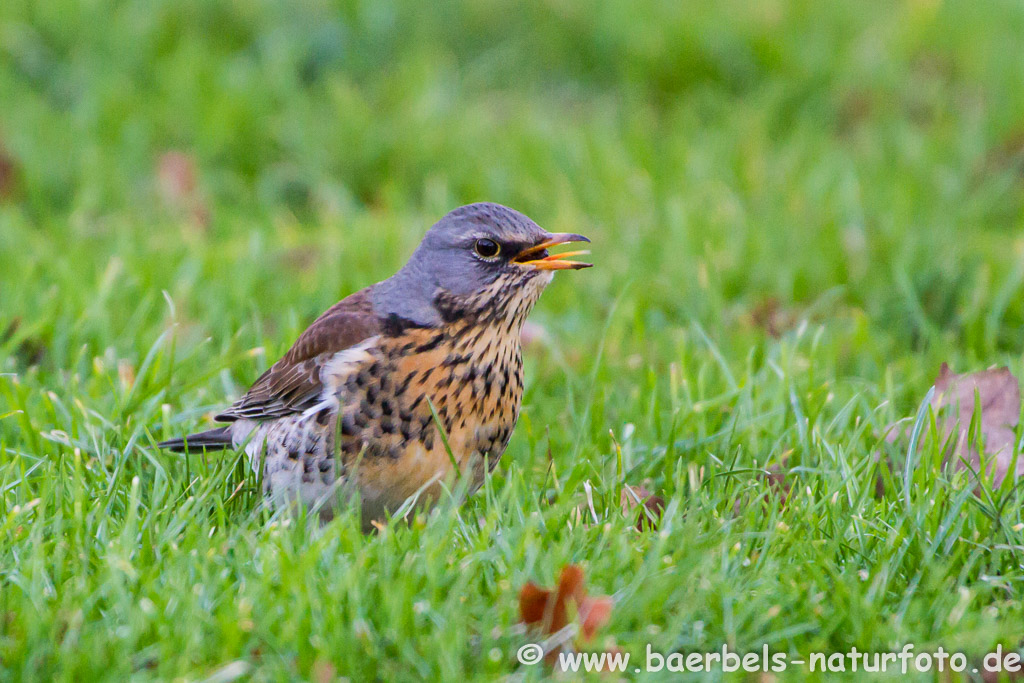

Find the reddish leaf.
xmin=0 ymin=143 xmax=18 ymax=200
xmin=621 ymin=485 xmax=666 ymax=531
xmin=887 ymin=364 xmax=1023 ymax=488
xmin=156 ymin=150 xmax=210 ymax=229
xmin=311 ymin=658 xmax=336 ymax=683
xmin=750 ymin=297 xmax=797 ymax=338
xmin=518 ymin=564 xmax=615 ymax=664
xmin=519 ymin=565 xmax=585 ymax=636
xmin=519 ymin=582 xmax=565 ymax=634
xmin=619 ymin=485 xmax=652 ymax=513
xmin=731 ymin=458 xmax=793 ymax=514
xmin=157 ymin=151 xmax=198 ymax=203
xmin=578 ymin=596 xmax=613 ymax=641
xmin=557 ymin=564 xmax=586 ymax=605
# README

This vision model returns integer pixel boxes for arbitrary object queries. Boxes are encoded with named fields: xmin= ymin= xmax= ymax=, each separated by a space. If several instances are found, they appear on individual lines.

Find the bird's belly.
xmin=349 ymin=414 xmax=515 ymax=514
xmin=238 ymin=416 xmax=339 ymax=519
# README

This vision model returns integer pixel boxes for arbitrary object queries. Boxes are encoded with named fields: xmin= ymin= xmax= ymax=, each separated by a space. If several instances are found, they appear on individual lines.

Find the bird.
xmin=159 ymin=202 xmax=591 ymax=528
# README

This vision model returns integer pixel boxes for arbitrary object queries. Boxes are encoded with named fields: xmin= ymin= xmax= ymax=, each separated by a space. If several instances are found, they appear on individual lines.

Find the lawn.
xmin=3 ymin=0 xmax=1024 ymax=680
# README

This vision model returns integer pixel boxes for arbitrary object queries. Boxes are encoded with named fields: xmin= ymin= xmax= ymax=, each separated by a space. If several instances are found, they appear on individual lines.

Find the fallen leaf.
xmin=311 ymin=658 xmax=336 ymax=683
xmin=732 ymin=458 xmax=793 ymax=515
xmin=0 ymin=142 xmax=18 ymax=200
xmin=749 ymin=297 xmax=796 ymax=338
xmin=519 ymin=565 xmax=584 ymax=637
xmin=620 ymin=485 xmax=666 ymax=531
xmin=519 ymin=565 xmax=614 ymax=665
xmin=156 ymin=150 xmax=210 ymax=229
xmin=1 ymin=317 xmax=47 ymax=365
xmin=578 ymin=596 xmax=613 ymax=641
xmin=118 ymin=359 xmax=136 ymax=390
xmin=887 ymin=364 xmax=1023 ymax=488
xmin=279 ymin=245 xmax=321 ymax=274
xmin=836 ymin=89 xmax=875 ymax=136
xmin=157 ymin=151 xmax=197 ymax=203
xmin=761 ymin=461 xmax=792 ymax=505
xmin=980 ymin=128 xmax=1024 ymax=182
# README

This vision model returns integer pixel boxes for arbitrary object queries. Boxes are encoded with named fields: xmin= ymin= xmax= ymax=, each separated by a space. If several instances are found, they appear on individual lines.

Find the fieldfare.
xmin=160 ymin=203 xmax=591 ymax=527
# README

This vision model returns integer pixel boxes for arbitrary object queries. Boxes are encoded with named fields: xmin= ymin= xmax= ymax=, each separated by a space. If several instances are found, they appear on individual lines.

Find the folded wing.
xmin=215 ymin=288 xmax=381 ymax=423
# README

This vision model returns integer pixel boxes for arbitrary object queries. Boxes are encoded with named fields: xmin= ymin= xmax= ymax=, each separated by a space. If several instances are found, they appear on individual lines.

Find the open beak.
xmin=513 ymin=233 xmax=593 ymax=271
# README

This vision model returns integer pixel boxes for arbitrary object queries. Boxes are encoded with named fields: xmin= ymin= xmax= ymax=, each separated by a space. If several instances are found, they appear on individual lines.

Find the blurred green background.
xmin=3 ymin=0 xmax=1024 ymax=365
xmin=4 ymin=0 xmax=1024 ymax=679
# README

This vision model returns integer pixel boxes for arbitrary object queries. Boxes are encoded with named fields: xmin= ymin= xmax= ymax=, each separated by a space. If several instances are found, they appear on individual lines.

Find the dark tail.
xmin=158 ymin=426 xmax=234 ymax=453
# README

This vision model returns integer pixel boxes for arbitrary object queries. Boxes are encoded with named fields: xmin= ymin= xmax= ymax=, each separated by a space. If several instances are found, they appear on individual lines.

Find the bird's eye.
xmin=474 ymin=238 xmax=501 ymax=259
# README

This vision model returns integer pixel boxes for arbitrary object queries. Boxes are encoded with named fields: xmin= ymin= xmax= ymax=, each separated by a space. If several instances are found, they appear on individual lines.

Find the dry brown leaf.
xmin=749 ymin=297 xmax=797 ymax=338
xmin=579 ymin=596 xmax=614 ymax=641
xmin=156 ymin=150 xmax=210 ymax=229
xmin=117 ymin=359 xmax=136 ymax=390
xmin=620 ymin=485 xmax=666 ymax=531
xmin=311 ymin=658 xmax=337 ymax=683
xmin=761 ymin=461 xmax=791 ymax=504
xmin=519 ymin=565 xmax=584 ymax=638
xmin=0 ymin=142 xmax=18 ymax=200
xmin=519 ymin=565 xmax=614 ymax=665
xmin=732 ymin=458 xmax=793 ymax=515
xmin=1 ymin=317 xmax=47 ymax=366
xmin=887 ymin=364 xmax=1023 ymax=488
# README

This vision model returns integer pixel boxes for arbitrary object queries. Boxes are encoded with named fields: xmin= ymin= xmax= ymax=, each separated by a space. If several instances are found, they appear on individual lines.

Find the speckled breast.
xmin=324 ymin=320 xmax=525 ymax=515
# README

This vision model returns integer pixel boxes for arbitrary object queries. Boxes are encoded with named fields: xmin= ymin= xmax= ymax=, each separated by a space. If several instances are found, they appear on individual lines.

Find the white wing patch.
xmin=301 ymin=335 xmax=381 ymax=419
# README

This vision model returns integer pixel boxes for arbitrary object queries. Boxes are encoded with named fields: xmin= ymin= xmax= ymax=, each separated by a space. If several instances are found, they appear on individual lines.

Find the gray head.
xmin=371 ymin=203 xmax=590 ymax=327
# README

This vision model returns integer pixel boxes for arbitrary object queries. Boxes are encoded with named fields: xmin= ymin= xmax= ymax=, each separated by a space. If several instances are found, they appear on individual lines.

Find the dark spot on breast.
xmin=397 ymin=372 xmax=417 ymax=395
xmin=417 ymin=335 xmax=443 ymax=353
xmin=318 ymin=459 xmax=332 ymax=472
xmin=340 ymin=415 xmax=359 ymax=436
xmin=360 ymin=399 xmax=381 ymax=419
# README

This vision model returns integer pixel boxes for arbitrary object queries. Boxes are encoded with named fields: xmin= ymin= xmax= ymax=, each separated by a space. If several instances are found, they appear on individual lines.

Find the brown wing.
xmin=215 ymin=288 xmax=381 ymax=422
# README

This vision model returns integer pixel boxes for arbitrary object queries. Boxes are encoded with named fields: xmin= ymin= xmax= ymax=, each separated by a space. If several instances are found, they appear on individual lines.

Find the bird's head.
xmin=373 ymin=203 xmax=591 ymax=329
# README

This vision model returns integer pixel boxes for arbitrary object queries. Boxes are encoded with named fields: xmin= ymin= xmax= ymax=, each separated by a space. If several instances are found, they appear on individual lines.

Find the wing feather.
xmin=215 ymin=288 xmax=381 ymax=422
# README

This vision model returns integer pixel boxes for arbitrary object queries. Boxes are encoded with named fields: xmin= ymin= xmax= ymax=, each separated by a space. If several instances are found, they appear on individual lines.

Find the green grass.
xmin=3 ymin=0 xmax=1024 ymax=679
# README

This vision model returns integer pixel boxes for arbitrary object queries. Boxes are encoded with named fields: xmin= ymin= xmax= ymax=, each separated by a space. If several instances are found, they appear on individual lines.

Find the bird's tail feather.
xmin=158 ymin=426 xmax=234 ymax=453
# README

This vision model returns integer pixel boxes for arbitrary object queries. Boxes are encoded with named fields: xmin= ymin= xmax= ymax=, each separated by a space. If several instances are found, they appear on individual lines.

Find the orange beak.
xmin=513 ymin=233 xmax=593 ymax=271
